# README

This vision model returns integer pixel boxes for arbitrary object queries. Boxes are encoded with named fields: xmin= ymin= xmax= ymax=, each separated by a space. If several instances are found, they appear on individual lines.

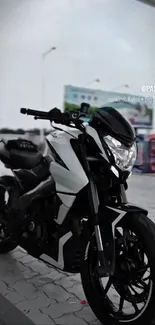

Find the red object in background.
xmin=147 ymin=134 xmax=155 ymax=141
xmin=80 ymin=300 xmax=86 ymax=305
xmin=147 ymin=135 xmax=155 ymax=173
xmin=136 ymin=142 xmax=144 ymax=167
xmin=129 ymin=118 xmax=135 ymax=123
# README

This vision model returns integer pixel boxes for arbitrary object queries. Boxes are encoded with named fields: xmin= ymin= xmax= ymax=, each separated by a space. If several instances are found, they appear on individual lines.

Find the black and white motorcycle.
xmin=0 ymin=103 xmax=155 ymax=325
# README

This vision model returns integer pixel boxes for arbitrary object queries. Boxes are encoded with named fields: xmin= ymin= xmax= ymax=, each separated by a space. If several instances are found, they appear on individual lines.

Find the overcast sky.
xmin=0 ymin=0 xmax=155 ymax=128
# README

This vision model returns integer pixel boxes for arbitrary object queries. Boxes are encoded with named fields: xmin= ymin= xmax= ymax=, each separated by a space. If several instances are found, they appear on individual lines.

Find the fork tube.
xmin=120 ymin=184 xmax=128 ymax=204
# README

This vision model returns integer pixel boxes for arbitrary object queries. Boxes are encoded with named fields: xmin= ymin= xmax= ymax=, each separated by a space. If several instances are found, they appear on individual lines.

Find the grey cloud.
xmin=0 ymin=0 xmax=155 ymax=128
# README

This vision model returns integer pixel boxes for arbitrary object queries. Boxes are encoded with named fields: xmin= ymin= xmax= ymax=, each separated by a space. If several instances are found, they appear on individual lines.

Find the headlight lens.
xmin=104 ymin=135 xmax=137 ymax=172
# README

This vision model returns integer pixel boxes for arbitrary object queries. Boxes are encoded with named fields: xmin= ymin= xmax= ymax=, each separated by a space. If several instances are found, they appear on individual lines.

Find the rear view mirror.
xmin=80 ymin=102 xmax=90 ymax=114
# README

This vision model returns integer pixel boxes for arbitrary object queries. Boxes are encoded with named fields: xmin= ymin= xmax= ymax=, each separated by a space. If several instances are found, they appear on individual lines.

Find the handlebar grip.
xmin=20 ymin=108 xmax=27 ymax=114
xmin=20 ymin=108 xmax=49 ymax=117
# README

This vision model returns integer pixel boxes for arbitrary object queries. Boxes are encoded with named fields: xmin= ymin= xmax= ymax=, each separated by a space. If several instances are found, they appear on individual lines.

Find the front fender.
xmin=98 ymin=203 xmax=148 ymax=276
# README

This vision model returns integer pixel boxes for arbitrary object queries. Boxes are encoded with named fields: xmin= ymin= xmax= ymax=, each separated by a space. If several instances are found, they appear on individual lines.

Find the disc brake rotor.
xmin=112 ymin=231 xmax=150 ymax=304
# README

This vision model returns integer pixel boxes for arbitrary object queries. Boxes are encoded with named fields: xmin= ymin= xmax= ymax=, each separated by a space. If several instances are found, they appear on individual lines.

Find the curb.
xmin=0 ymin=294 xmax=35 ymax=325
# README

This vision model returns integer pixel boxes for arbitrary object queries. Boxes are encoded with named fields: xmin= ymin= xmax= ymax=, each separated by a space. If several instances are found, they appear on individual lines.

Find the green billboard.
xmin=64 ymin=85 xmax=153 ymax=128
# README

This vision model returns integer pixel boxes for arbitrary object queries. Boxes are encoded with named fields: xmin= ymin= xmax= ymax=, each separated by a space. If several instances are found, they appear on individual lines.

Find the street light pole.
xmin=84 ymin=78 xmax=100 ymax=87
xmin=112 ymin=84 xmax=130 ymax=92
xmin=41 ymin=46 xmax=56 ymax=108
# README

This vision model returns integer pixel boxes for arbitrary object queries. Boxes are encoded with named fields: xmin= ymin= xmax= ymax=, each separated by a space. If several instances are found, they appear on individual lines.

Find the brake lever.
xmin=34 ymin=116 xmax=49 ymax=120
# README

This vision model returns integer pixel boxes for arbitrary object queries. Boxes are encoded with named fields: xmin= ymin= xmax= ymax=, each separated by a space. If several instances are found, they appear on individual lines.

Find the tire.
xmin=0 ymin=176 xmax=18 ymax=254
xmin=0 ymin=237 xmax=17 ymax=254
xmin=81 ymin=213 xmax=155 ymax=325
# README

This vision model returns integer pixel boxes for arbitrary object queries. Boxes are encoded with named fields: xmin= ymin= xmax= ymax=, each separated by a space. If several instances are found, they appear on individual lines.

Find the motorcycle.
xmin=0 ymin=103 xmax=155 ymax=325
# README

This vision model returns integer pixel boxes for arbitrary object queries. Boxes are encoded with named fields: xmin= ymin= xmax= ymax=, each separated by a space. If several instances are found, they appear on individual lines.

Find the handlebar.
xmin=20 ymin=107 xmax=86 ymax=129
xmin=20 ymin=108 xmax=49 ymax=117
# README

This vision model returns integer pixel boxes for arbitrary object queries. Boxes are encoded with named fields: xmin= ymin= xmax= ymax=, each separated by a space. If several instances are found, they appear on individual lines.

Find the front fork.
xmin=79 ymin=135 xmax=128 ymax=277
xmin=89 ymin=178 xmax=128 ymax=277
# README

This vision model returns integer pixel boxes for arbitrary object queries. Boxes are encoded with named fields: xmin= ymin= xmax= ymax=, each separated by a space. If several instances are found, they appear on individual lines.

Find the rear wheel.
xmin=0 ymin=176 xmax=18 ymax=253
xmin=81 ymin=213 xmax=155 ymax=325
xmin=0 ymin=225 xmax=17 ymax=254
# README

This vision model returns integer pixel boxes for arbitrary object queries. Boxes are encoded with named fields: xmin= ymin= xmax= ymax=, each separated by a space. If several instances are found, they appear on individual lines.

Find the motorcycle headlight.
xmin=104 ymin=135 xmax=137 ymax=172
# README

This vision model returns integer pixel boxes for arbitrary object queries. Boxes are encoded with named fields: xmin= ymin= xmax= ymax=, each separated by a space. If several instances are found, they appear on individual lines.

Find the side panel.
xmin=55 ymin=193 xmax=76 ymax=225
xmin=46 ymin=132 xmax=89 ymax=194
xmin=40 ymin=230 xmax=82 ymax=272
xmin=40 ymin=231 xmax=73 ymax=270
xmin=16 ymin=177 xmax=54 ymax=211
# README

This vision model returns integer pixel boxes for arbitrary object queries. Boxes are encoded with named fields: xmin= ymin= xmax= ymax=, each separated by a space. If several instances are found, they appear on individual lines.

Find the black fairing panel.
xmin=14 ymin=158 xmax=50 ymax=193
xmin=16 ymin=178 xmax=55 ymax=212
xmin=89 ymin=107 xmax=136 ymax=147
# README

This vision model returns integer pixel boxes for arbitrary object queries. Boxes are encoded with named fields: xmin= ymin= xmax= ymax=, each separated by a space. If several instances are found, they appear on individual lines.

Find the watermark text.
xmin=141 ymin=85 xmax=155 ymax=93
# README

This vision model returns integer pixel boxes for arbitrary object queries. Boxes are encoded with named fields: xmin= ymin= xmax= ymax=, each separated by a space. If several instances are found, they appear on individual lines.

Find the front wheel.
xmin=81 ymin=213 xmax=155 ymax=325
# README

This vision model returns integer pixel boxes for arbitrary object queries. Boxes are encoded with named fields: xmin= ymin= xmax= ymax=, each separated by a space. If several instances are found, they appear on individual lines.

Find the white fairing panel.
xmin=46 ymin=128 xmax=89 ymax=194
xmin=55 ymin=193 xmax=76 ymax=224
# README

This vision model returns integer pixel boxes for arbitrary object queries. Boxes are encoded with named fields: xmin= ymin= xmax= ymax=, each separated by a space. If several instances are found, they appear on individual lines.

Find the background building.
xmin=64 ymin=85 xmax=153 ymax=129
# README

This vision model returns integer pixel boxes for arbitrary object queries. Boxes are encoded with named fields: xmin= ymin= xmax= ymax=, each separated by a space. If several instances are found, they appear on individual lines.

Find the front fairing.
xmin=89 ymin=107 xmax=136 ymax=148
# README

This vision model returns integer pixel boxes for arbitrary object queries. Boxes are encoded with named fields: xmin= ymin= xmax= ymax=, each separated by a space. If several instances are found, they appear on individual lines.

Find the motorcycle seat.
xmin=0 ymin=139 xmax=42 ymax=169
xmin=9 ymin=149 xmax=42 ymax=169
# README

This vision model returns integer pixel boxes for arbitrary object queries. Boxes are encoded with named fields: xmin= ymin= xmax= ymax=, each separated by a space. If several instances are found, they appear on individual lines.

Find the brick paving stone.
xmin=11 ymin=249 xmax=27 ymax=259
xmin=21 ymin=269 xmax=39 ymax=280
xmin=75 ymin=306 xmax=97 ymax=323
xmin=27 ymin=271 xmax=65 ymax=289
xmin=0 ymin=271 xmax=23 ymax=286
xmin=1 ymin=268 xmax=38 ymax=286
xmin=16 ymin=293 xmax=56 ymax=312
xmin=54 ymin=275 xmax=80 ymax=289
xmin=89 ymin=321 xmax=102 ymax=325
xmin=19 ymin=255 xmax=36 ymax=264
xmin=67 ymin=296 xmax=81 ymax=303
xmin=29 ymin=260 xmax=53 ymax=275
xmin=39 ymin=282 xmax=75 ymax=302
xmin=0 ymin=265 xmax=14 ymax=277
xmin=67 ymin=283 xmax=86 ymax=301
xmin=73 ymin=273 xmax=81 ymax=282
xmin=12 ymin=260 xmax=29 ymax=273
xmin=26 ymin=276 xmax=48 ymax=289
xmin=0 ymin=281 xmax=14 ymax=296
xmin=11 ymin=280 xmax=39 ymax=299
xmin=5 ymin=291 xmax=25 ymax=304
xmin=54 ymin=314 xmax=88 ymax=325
xmin=41 ymin=300 xmax=82 ymax=319
xmin=41 ymin=269 xmax=66 ymax=282
xmin=26 ymin=310 xmax=55 ymax=324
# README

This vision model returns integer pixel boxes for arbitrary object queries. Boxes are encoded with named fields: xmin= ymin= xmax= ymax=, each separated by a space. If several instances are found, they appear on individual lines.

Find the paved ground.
xmin=0 ymin=293 xmax=35 ymax=325
xmin=0 ymin=173 xmax=154 ymax=324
